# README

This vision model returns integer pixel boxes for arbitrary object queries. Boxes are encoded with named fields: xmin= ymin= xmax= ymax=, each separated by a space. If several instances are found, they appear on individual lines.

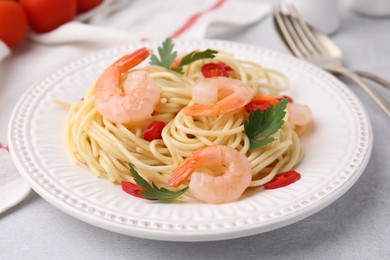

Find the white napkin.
xmin=29 ymin=0 xmax=272 ymax=43
xmin=0 ymin=0 xmax=271 ymax=214
xmin=0 ymin=150 xmax=31 ymax=213
xmin=0 ymin=41 xmax=10 ymax=62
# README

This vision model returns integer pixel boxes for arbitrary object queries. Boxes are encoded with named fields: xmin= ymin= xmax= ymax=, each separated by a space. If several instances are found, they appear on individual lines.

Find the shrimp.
xmin=287 ymin=102 xmax=312 ymax=126
xmin=94 ymin=48 xmax=161 ymax=123
xmin=182 ymin=77 xmax=254 ymax=116
xmin=168 ymin=145 xmax=252 ymax=203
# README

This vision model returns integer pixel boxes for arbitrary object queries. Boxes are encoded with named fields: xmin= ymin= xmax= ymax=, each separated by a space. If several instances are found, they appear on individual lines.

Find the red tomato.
xmin=0 ymin=1 xmax=28 ymax=48
xmin=20 ymin=0 xmax=77 ymax=33
xmin=201 ymin=63 xmax=229 ymax=78
xmin=121 ymin=181 xmax=151 ymax=199
xmin=264 ymin=171 xmax=301 ymax=189
xmin=77 ymin=0 xmax=102 ymax=13
xmin=144 ymin=121 xmax=165 ymax=142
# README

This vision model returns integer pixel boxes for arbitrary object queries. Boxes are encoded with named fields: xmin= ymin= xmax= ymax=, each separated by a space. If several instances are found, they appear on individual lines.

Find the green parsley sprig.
xmin=129 ymin=164 xmax=188 ymax=201
xmin=149 ymin=38 xmax=217 ymax=74
xmin=244 ymin=99 xmax=288 ymax=150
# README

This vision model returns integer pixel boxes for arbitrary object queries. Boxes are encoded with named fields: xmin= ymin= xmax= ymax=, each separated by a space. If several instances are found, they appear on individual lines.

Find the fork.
xmin=273 ymin=3 xmax=390 ymax=118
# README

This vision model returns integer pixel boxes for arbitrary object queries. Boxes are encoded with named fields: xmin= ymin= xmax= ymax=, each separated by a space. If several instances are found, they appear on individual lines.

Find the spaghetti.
xmin=65 ymin=42 xmax=308 ymax=203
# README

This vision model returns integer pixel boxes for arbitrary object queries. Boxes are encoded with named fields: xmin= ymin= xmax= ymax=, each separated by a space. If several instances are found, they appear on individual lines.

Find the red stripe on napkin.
xmin=170 ymin=0 xmax=226 ymax=38
xmin=141 ymin=37 xmax=151 ymax=42
xmin=0 ymin=143 xmax=9 ymax=152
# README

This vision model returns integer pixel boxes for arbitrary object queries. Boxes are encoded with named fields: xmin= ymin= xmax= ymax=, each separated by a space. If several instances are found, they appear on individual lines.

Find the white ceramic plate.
xmin=8 ymin=40 xmax=372 ymax=241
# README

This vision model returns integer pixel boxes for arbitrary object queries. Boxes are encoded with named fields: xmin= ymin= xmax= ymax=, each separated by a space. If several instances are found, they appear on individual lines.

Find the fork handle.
xmin=330 ymin=68 xmax=390 ymax=90
xmin=326 ymin=66 xmax=390 ymax=118
xmin=354 ymin=70 xmax=390 ymax=90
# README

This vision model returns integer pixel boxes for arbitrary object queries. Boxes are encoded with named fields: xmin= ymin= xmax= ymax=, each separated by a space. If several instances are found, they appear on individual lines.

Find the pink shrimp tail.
xmin=182 ymin=104 xmax=220 ymax=116
xmin=183 ymin=93 xmax=250 ymax=116
xmin=95 ymin=47 xmax=152 ymax=100
xmin=168 ymin=156 xmax=197 ymax=187
xmin=94 ymin=48 xmax=161 ymax=124
xmin=113 ymin=47 xmax=152 ymax=73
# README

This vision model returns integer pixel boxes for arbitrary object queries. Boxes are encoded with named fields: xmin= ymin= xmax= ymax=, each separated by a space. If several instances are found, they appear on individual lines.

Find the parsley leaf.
xmin=244 ymin=98 xmax=288 ymax=150
xmin=149 ymin=38 xmax=177 ymax=69
xmin=149 ymin=38 xmax=217 ymax=74
xmin=172 ymin=49 xmax=218 ymax=73
xmin=129 ymin=164 xmax=188 ymax=201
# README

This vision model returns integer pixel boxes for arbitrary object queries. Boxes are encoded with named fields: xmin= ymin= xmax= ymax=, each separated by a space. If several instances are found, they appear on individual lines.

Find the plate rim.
xmin=8 ymin=39 xmax=373 ymax=241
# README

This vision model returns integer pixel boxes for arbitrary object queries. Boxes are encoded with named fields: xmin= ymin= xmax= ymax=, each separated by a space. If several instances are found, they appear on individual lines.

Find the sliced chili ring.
xmin=217 ymin=62 xmax=233 ymax=72
xmin=264 ymin=170 xmax=301 ymax=189
xmin=121 ymin=181 xmax=151 ymax=199
xmin=244 ymin=100 xmax=272 ymax=113
xmin=201 ymin=63 xmax=229 ymax=78
xmin=144 ymin=121 xmax=165 ymax=142
xmin=282 ymin=95 xmax=293 ymax=103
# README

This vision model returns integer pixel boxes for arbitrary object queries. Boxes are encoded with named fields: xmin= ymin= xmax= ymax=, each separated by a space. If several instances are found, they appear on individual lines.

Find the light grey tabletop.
xmin=2 ymin=4 xmax=390 ymax=260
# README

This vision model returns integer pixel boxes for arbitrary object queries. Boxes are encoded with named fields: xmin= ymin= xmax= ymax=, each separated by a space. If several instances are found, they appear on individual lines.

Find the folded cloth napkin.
xmin=0 ymin=0 xmax=271 ymax=214
xmin=0 ymin=41 xmax=10 ymax=62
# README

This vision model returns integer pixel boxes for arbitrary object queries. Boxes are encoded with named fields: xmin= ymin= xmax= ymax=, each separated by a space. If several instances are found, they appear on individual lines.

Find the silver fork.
xmin=273 ymin=3 xmax=390 ymax=118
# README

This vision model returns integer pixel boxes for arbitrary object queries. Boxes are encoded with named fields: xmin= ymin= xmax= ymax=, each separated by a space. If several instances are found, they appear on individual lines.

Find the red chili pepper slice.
xmin=245 ymin=95 xmax=291 ymax=113
xmin=121 ymin=181 xmax=150 ymax=199
xmin=217 ymin=62 xmax=233 ymax=72
xmin=244 ymin=100 xmax=272 ymax=113
xmin=245 ymin=95 xmax=279 ymax=112
xmin=144 ymin=121 xmax=165 ymax=142
xmin=201 ymin=63 xmax=229 ymax=78
xmin=282 ymin=95 xmax=293 ymax=103
xmin=264 ymin=170 xmax=301 ymax=189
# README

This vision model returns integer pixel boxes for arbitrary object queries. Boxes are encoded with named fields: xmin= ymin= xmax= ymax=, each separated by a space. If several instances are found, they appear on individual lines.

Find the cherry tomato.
xmin=201 ymin=63 xmax=229 ymax=78
xmin=144 ymin=121 xmax=165 ymax=142
xmin=264 ymin=170 xmax=301 ymax=189
xmin=0 ymin=1 xmax=28 ymax=48
xmin=77 ymin=0 xmax=102 ymax=13
xmin=20 ymin=0 xmax=77 ymax=33
xmin=121 ymin=181 xmax=151 ymax=200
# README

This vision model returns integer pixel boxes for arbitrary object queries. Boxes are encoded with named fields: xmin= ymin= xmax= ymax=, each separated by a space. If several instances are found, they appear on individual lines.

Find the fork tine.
xmin=283 ymin=4 xmax=320 ymax=57
xmin=272 ymin=5 xmax=305 ymax=59
xmin=280 ymin=6 xmax=316 ymax=58
xmin=286 ymin=4 xmax=327 ymax=55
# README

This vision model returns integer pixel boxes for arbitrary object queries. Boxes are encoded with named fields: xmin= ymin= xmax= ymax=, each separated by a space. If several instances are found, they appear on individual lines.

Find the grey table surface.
xmin=1 ymin=3 xmax=390 ymax=260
